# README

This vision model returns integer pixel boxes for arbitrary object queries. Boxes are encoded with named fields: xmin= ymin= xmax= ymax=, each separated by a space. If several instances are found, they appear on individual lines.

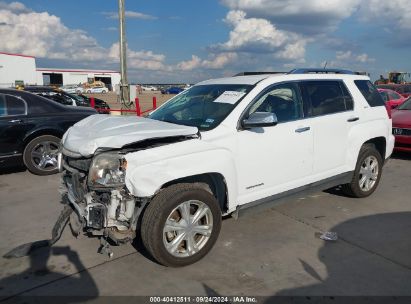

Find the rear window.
xmin=354 ymin=80 xmax=385 ymax=107
xmin=0 ymin=94 xmax=26 ymax=116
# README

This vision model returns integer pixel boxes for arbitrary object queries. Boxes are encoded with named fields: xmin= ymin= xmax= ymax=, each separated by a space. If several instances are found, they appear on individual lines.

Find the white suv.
xmin=57 ymin=69 xmax=394 ymax=267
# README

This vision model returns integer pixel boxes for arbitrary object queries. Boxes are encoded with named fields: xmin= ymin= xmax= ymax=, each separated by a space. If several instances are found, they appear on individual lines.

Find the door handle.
xmin=347 ymin=117 xmax=359 ymax=122
xmin=9 ymin=119 xmax=23 ymax=123
xmin=295 ymin=127 xmax=310 ymax=133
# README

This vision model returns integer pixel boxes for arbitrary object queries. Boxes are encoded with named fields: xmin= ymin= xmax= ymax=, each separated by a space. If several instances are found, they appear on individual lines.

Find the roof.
xmin=36 ymin=68 xmax=120 ymax=74
xmin=0 ymin=51 xmax=35 ymax=59
xmin=198 ymin=74 xmax=278 ymax=86
xmin=197 ymin=72 xmax=369 ymax=86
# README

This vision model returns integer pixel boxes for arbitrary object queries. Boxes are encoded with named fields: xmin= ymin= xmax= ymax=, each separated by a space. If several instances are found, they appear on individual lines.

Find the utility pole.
xmin=118 ymin=0 xmax=130 ymax=106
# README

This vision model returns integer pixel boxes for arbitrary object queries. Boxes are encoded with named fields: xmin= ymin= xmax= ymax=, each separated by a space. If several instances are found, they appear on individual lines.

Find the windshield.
xmin=397 ymin=97 xmax=411 ymax=110
xmin=149 ymin=84 xmax=252 ymax=130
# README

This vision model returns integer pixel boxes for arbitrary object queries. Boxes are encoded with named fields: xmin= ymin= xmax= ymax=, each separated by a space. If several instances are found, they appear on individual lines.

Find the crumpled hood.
xmin=62 ymin=114 xmax=198 ymax=157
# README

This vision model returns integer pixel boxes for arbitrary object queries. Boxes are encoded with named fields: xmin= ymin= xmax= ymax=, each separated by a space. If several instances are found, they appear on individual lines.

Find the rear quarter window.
xmin=354 ymin=80 xmax=385 ymax=107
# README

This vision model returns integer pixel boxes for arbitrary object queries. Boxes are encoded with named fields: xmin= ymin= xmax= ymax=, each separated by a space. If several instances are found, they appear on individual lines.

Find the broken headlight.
xmin=88 ymin=152 xmax=127 ymax=188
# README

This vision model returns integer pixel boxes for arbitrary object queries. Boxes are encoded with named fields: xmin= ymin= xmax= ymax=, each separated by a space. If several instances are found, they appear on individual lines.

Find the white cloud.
xmin=360 ymin=0 xmax=411 ymax=31
xmin=102 ymin=10 xmax=157 ymax=20
xmin=0 ymin=1 xmax=30 ymax=13
xmin=220 ymin=0 xmax=361 ymax=33
xmin=213 ymin=10 xmax=307 ymax=61
xmin=108 ymin=42 xmax=168 ymax=71
xmin=336 ymin=51 xmax=375 ymax=63
xmin=177 ymin=55 xmax=202 ymax=71
xmin=202 ymin=52 xmax=238 ymax=69
xmin=355 ymin=53 xmax=375 ymax=63
xmin=0 ymin=2 xmax=167 ymax=71
xmin=176 ymin=53 xmax=238 ymax=71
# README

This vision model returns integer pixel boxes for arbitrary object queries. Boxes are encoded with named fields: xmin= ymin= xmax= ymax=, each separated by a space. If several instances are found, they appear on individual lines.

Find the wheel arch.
xmin=364 ymin=136 xmax=386 ymax=160
xmin=23 ymin=128 xmax=64 ymax=146
xmin=161 ymin=173 xmax=229 ymax=213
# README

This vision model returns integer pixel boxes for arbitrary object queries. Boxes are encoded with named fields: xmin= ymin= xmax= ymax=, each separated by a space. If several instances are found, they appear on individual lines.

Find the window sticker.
xmin=213 ymin=91 xmax=246 ymax=104
xmin=205 ymin=118 xmax=215 ymax=123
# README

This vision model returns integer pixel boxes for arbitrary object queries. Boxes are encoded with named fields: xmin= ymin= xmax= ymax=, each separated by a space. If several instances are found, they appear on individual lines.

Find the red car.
xmin=378 ymin=88 xmax=407 ymax=108
xmin=377 ymin=84 xmax=411 ymax=98
xmin=392 ymin=97 xmax=411 ymax=152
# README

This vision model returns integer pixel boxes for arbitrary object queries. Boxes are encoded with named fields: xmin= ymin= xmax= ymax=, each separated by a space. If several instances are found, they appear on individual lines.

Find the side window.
xmin=354 ymin=80 xmax=385 ymax=107
xmin=340 ymin=82 xmax=354 ymax=110
xmin=0 ymin=95 xmax=6 ymax=116
xmin=247 ymin=82 xmax=303 ymax=123
xmin=303 ymin=81 xmax=348 ymax=116
xmin=5 ymin=95 xmax=26 ymax=116
xmin=379 ymin=91 xmax=389 ymax=102
xmin=388 ymin=91 xmax=401 ymax=100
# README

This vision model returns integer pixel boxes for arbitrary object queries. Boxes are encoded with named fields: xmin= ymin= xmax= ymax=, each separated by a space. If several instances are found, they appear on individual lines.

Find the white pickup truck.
xmin=57 ymin=69 xmax=394 ymax=266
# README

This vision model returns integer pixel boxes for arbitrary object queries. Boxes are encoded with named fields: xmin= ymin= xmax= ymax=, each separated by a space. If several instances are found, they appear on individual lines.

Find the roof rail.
xmin=288 ymin=68 xmax=355 ymax=75
xmin=234 ymin=72 xmax=285 ymax=76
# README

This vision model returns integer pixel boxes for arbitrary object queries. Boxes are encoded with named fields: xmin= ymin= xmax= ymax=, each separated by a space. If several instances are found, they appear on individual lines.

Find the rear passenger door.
xmin=300 ymin=80 xmax=356 ymax=176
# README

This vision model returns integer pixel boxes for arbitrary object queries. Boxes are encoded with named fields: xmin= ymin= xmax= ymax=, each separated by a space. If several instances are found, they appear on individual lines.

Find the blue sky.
xmin=1 ymin=0 xmax=410 ymax=83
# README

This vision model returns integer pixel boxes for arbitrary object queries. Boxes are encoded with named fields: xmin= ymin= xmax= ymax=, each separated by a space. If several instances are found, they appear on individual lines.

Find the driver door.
xmin=235 ymin=82 xmax=314 ymax=205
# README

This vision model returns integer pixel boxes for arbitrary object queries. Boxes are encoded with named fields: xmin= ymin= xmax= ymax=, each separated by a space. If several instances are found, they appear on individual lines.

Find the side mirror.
xmin=242 ymin=112 xmax=278 ymax=129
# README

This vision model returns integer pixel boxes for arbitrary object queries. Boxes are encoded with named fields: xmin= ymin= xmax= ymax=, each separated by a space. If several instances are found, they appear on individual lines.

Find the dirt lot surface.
xmin=1 ymin=153 xmax=411 ymax=299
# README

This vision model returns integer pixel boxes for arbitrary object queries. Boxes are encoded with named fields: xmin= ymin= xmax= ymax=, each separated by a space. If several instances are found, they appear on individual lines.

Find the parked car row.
xmin=60 ymin=84 xmax=109 ymax=94
xmin=377 ymin=84 xmax=411 ymax=98
xmin=23 ymin=86 xmax=110 ymax=110
xmin=161 ymin=86 xmax=185 ymax=94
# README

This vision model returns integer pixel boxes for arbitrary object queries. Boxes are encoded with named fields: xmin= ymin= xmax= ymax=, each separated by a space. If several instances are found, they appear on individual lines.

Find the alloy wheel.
xmin=163 ymin=200 xmax=213 ymax=257
xmin=358 ymin=155 xmax=379 ymax=192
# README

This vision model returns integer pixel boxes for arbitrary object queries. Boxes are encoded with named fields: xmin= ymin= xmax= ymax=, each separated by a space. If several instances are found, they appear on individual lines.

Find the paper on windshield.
xmin=213 ymin=91 xmax=246 ymax=104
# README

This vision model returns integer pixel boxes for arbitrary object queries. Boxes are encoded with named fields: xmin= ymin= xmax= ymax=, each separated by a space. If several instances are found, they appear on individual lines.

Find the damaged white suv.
xmin=57 ymin=69 xmax=394 ymax=266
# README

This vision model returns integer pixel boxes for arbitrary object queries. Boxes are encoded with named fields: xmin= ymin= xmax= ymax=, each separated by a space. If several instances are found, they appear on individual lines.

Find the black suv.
xmin=0 ymin=89 xmax=96 ymax=175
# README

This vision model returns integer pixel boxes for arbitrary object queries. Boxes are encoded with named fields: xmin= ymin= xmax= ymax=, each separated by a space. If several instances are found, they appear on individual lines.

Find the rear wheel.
xmin=23 ymin=135 xmax=60 ymax=175
xmin=342 ymin=144 xmax=383 ymax=198
xmin=141 ymin=183 xmax=222 ymax=267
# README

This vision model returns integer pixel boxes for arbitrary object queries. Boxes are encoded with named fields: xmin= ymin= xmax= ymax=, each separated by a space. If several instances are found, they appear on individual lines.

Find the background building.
xmin=0 ymin=52 xmax=37 ymax=88
xmin=36 ymin=68 xmax=120 ymax=91
xmin=0 ymin=52 xmax=120 ymax=90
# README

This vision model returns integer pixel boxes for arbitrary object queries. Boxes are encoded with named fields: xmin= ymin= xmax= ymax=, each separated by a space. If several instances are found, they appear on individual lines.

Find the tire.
xmin=342 ymin=143 xmax=383 ymax=198
xmin=141 ymin=183 xmax=222 ymax=267
xmin=23 ymin=135 xmax=60 ymax=175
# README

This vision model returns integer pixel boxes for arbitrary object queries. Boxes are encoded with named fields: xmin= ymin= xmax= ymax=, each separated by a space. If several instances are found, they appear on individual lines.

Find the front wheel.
xmin=141 ymin=183 xmax=222 ymax=267
xmin=23 ymin=135 xmax=60 ymax=175
xmin=342 ymin=143 xmax=383 ymax=198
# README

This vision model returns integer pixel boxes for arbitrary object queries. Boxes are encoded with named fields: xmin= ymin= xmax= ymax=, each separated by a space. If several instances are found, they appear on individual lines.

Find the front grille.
xmin=393 ymin=128 xmax=411 ymax=136
xmin=66 ymin=157 xmax=92 ymax=171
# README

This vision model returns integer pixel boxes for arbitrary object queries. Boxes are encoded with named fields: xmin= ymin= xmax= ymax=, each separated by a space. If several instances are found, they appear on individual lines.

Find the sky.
xmin=0 ymin=0 xmax=410 ymax=83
